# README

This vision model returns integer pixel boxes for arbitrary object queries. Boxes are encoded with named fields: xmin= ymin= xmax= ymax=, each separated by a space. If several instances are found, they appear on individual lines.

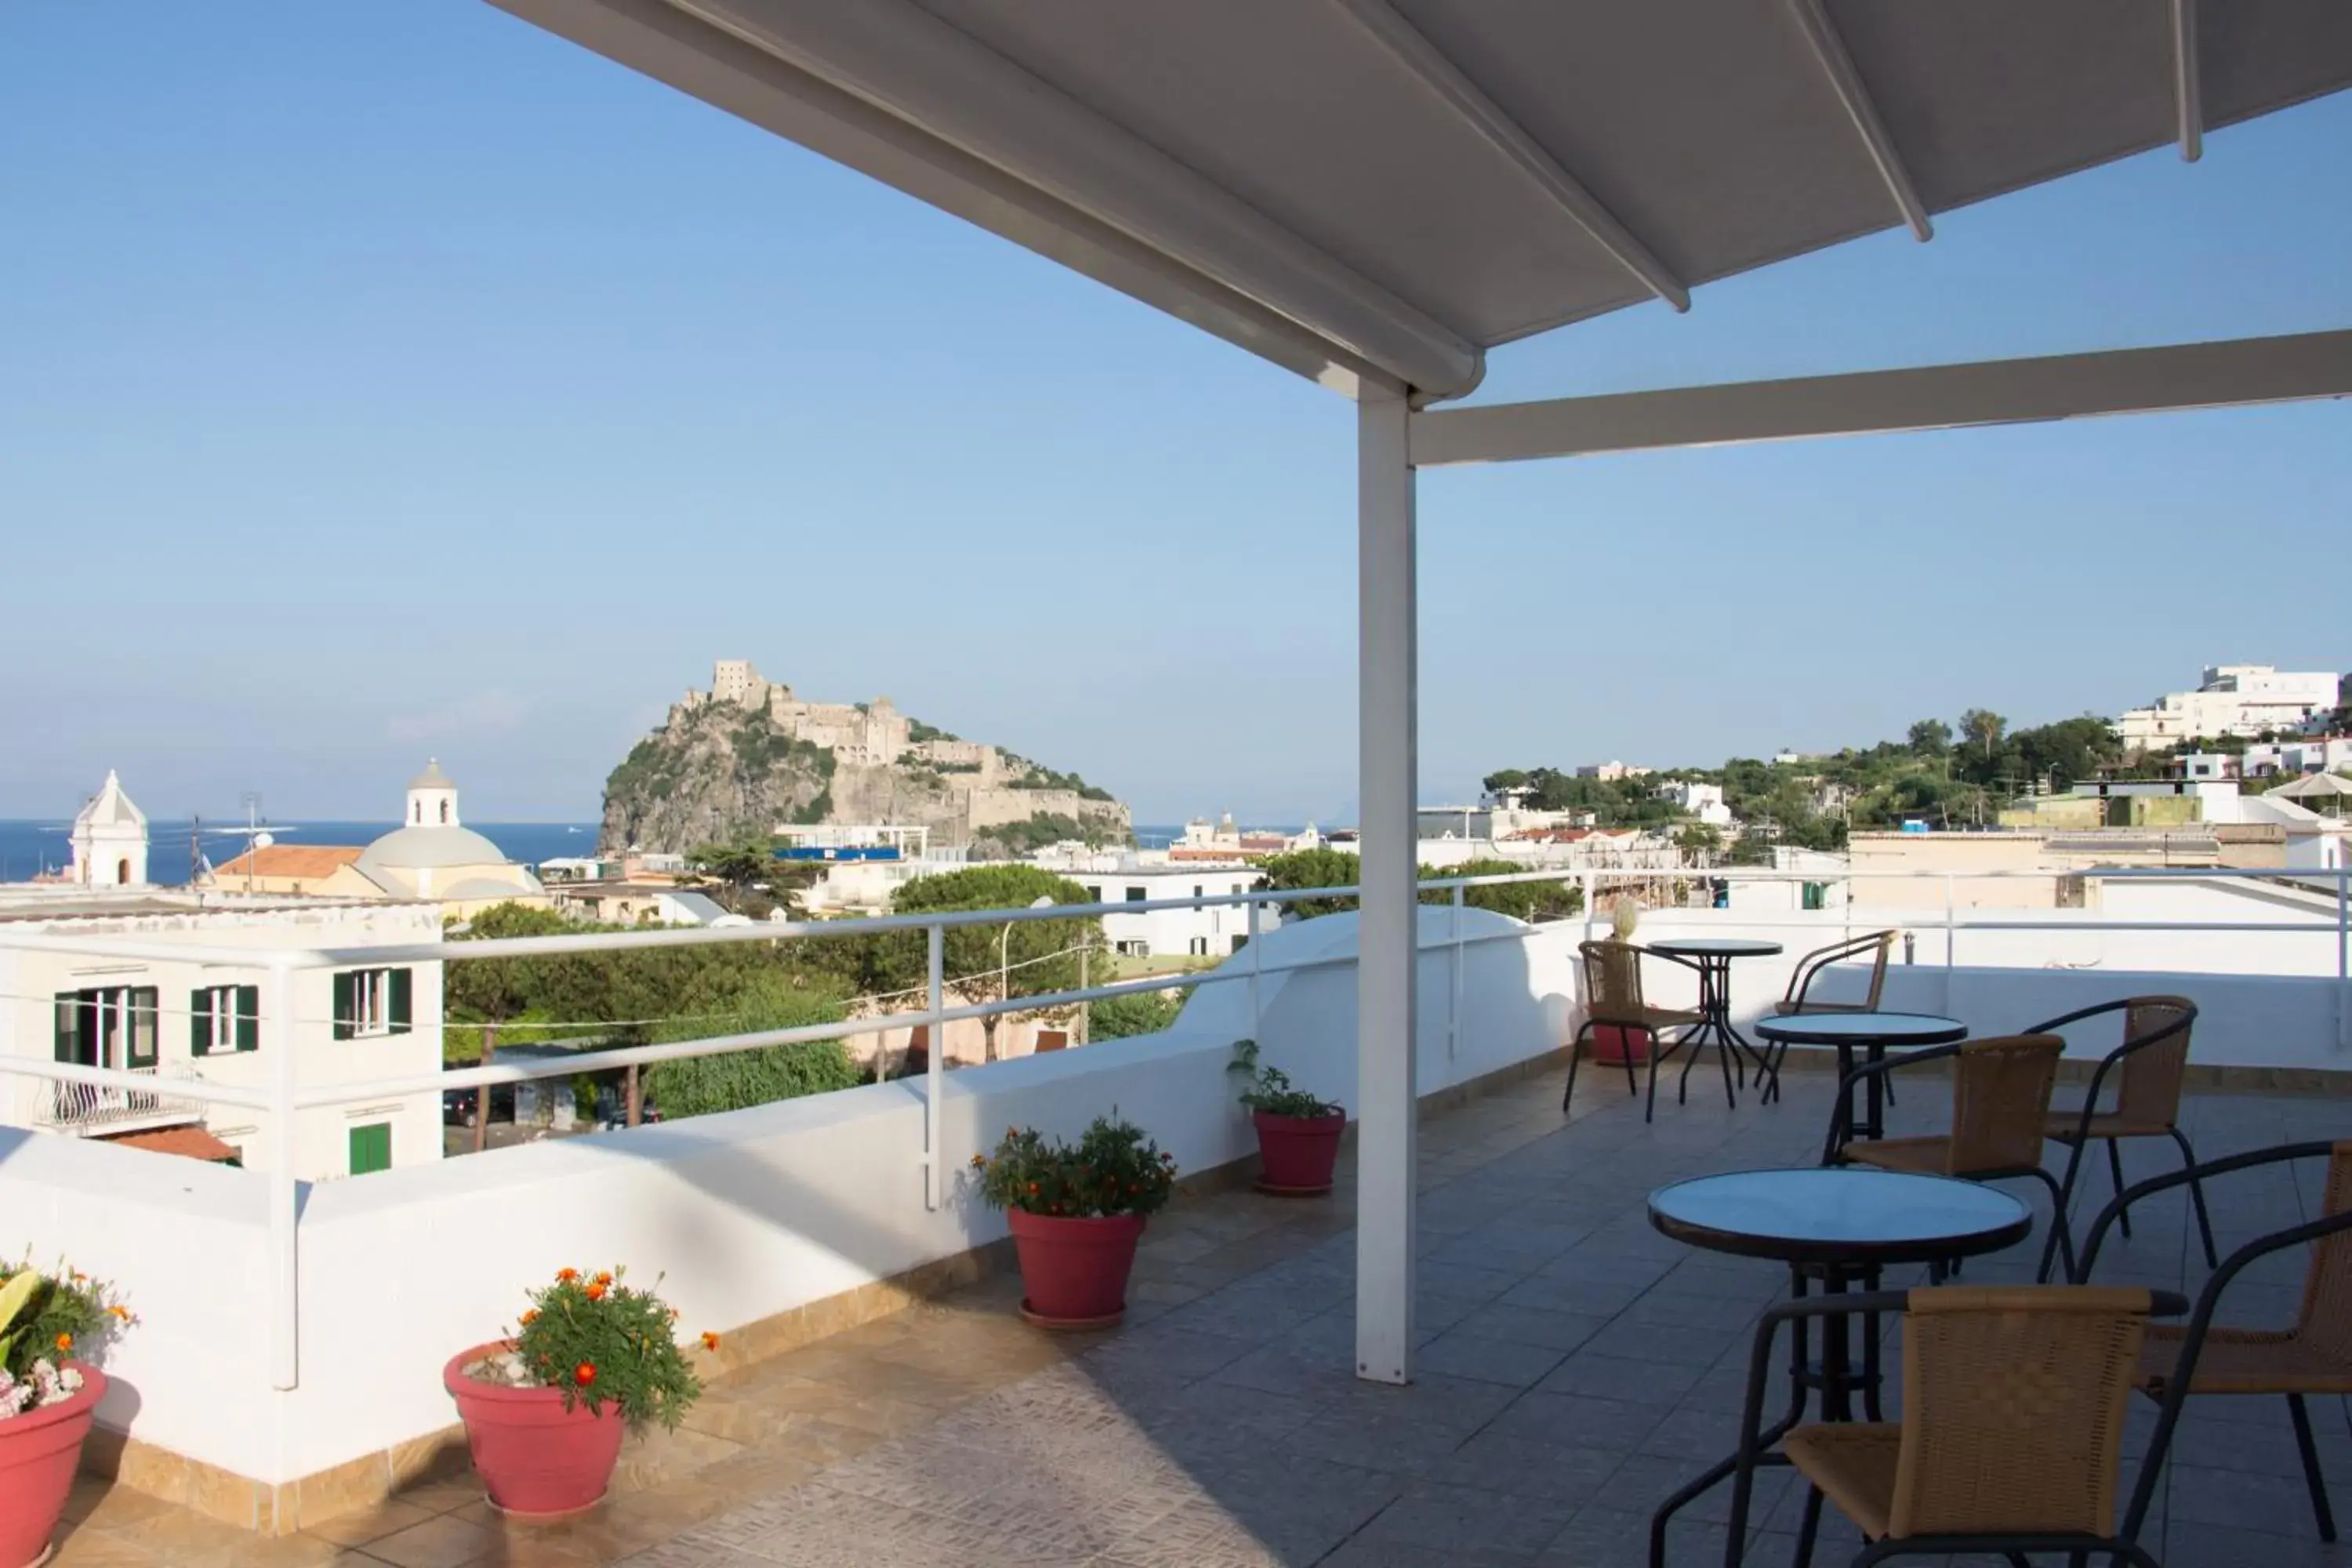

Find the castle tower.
xmin=406 ymin=758 xmax=461 ymax=827
xmin=713 ymin=659 xmax=765 ymax=706
xmin=70 ymin=770 xmax=149 ymax=887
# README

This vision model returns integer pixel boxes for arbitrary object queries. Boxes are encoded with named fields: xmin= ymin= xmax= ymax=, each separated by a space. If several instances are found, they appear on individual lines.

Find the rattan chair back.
xmin=1580 ymin=940 xmax=1647 ymax=1028
xmin=1948 ymin=1035 xmax=2063 ymax=1173
xmin=2112 ymin=995 xmax=2197 ymax=1131
xmin=2295 ymin=1142 xmax=2352 ymax=1365
xmin=1854 ymin=931 xmax=1893 ymax=1009
xmin=1891 ymin=1286 xmax=2152 ymax=1538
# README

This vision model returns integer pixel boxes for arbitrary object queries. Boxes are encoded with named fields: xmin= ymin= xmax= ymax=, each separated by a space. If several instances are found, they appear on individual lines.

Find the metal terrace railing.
xmin=0 ymin=861 xmax=2346 ymax=1395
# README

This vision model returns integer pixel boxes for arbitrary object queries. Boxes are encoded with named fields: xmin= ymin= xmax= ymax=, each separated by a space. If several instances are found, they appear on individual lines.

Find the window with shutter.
xmin=53 ymin=995 xmax=78 ymax=1064
xmin=347 ymin=1122 xmax=391 ymax=1175
xmin=332 ymin=972 xmax=355 ymax=1040
xmin=128 ymin=988 xmax=158 ymax=1068
xmin=388 ymin=967 xmax=412 ymax=1034
xmin=236 ymin=985 xmax=260 ymax=1051
xmin=191 ymin=989 xmax=216 ymax=1056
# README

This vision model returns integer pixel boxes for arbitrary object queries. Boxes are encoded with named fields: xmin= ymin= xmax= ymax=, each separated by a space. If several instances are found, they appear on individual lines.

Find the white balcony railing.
xmin=31 ymin=1063 xmax=206 ymax=1134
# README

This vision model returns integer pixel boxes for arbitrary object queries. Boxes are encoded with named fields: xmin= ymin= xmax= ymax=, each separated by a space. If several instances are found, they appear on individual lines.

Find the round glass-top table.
xmin=1645 ymin=1168 xmax=2032 ymax=1561
xmin=1649 ymin=1165 xmax=2031 ymax=1267
xmin=1754 ymin=1011 xmax=1967 ymax=1142
xmin=1642 ymin=938 xmax=1784 ymax=1109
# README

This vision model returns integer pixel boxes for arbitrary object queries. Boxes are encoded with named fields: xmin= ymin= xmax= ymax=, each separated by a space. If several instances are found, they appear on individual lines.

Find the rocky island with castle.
xmin=599 ymin=660 xmax=1132 ymax=856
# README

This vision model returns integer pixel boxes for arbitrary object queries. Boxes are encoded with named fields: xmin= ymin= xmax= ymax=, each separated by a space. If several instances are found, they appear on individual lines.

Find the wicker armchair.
xmin=1823 ymin=1035 xmax=2075 ymax=1278
xmin=2077 ymin=1139 xmax=2352 ymax=1543
xmin=1759 ymin=931 xmax=1895 ymax=1105
xmin=1719 ymin=1285 xmax=2177 ymax=1566
xmin=2031 ymin=996 xmax=2211 ymax=1282
xmin=1562 ymin=938 xmax=1704 ymax=1123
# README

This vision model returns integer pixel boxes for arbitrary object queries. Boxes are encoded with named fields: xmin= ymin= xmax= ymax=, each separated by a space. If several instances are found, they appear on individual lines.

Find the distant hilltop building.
xmin=1575 ymin=760 xmax=1653 ymax=782
xmin=69 ymin=770 xmax=149 ymax=887
xmin=2116 ymin=664 xmax=2341 ymax=750
xmin=686 ymin=659 xmax=976 ymax=775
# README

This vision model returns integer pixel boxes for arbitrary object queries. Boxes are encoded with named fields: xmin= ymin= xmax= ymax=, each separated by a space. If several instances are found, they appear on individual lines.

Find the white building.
xmin=1063 ymin=862 xmax=1269 ymax=958
xmin=1658 ymin=779 xmax=1734 ymax=827
xmin=1575 ymin=761 xmax=1651 ymax=781
xmin=0 ymin=894 xmax=446 ymax=1179
xmin=69 ymin=770 xmax=149 ymax=888
xmin=2245 ymin=738 xmax=2352 ymax=779
xmin=2116 ymin=664 xmax=2340 ymax=749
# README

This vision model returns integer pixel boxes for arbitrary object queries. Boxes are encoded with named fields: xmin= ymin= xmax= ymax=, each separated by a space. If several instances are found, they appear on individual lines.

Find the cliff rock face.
xmin=599 ymin=698 xmax=1129 ymax=855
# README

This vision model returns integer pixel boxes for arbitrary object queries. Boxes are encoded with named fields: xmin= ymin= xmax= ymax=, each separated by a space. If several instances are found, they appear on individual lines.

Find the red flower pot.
xmin=1007 ymin=1210 xmax=1145 ymax=1329
xmin=0 ymin=1363 xmax=104 ymax=1568
xmin=1252 ymin=1109 xmax=1345 ymax=1196
xmin=1592 ymin=1023 xmax=1653 ymax=1066
xmin=443 ymin=1342 xmax=625 ymax=1519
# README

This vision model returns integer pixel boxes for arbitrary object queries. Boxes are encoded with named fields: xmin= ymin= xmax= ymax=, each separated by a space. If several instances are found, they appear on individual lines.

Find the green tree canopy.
xmin=889 ymin=866 xmax=1098 ymax=1058
xmin=1906 ymin=718 xmax=1952 ymax=755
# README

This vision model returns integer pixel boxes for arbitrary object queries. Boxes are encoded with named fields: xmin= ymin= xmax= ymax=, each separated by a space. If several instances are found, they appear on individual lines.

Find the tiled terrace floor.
xmin=50 ymin=1065 xmax=2352 ymax=1567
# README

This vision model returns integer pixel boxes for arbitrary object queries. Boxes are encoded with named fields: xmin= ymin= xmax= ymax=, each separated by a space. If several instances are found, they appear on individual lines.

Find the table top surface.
xmin=1751 ymin=1011 xmax=1969 ymax=1046
xmin=1648 ymin=1167 xmax=2031 ymax=1265
xmin=1646 ymin=937 xmax=1785 ymax=958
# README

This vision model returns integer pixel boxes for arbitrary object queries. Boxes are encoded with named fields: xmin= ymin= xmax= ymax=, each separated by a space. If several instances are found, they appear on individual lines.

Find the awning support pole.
xmin=1356 ymin=385 xmax=1418 ymax=1385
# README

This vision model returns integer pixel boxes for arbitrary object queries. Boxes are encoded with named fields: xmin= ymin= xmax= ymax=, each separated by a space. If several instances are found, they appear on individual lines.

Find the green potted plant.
xmin=0 ymin=1260 xmax=128 ymax=1568
xmin=1229 ymin=1039 xmax=1345 ymax=1196
xmin=443 ymin=1266 xmax=710 ymax=1519
xmin=972 ymin=1115 xmax=1176 ymax=1328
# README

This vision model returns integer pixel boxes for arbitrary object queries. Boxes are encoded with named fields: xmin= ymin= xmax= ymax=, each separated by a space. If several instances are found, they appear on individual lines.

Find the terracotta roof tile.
xmin=100 ymin=1126 xmax=241 ymax=1163
xmin=211 ymin=845 xmax=365 ymax=880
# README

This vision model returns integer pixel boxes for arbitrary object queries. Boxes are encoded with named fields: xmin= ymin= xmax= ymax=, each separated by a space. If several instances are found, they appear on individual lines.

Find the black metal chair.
xmin=2075 ymin=1138 xmax=2352 ymax=1544
xmin=1759 ymin=931 xmax=1896 ymax=1103
xmin=1562 ymin=938 xmax=1707 ymax=1123
xmin=1715 ymin=1284 xmax=2187 ymax=1566
xmin=2029 ymin=996 xmax=2213 ymax=1283
xmin=1823 ymin=1036 xmax=2080 ymax=1280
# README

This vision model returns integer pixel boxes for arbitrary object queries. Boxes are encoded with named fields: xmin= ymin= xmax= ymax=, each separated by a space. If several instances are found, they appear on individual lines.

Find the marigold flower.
xmin=521 ymin=1309 xmax=539 ymax=1325
xmin=55 ymin=1333 xmax=73 ymax=1352
xmin=107 ymin=1305 xmax=130 ymax=1321
xmin=557 ymin=1268 xmax=579 ymax=1283
xmin=593 ymin=1271 xmax=612 ymax=1287
xmin=701 ymin=1332 xmax=720 ymax=1352
xmin=1027 ymin=1181 xmax=1040 ymax=1195
xmin=969 ymin=1154 xmax=985 ymax=1169
xmin=586 ymin=1282 xmax=608 ymax=1302
xmin=574 ymin=1363 xmax=597 ymax=1387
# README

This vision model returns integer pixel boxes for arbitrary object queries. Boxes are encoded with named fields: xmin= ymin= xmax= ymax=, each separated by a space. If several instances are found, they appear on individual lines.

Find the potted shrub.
xmin=1229 ymin=1039 xmax=1346 ymax=1196
xmin=0 ymin=1260 xmax=128 ymax=1568
xmin=444 ymin=1267 xmax=709 ymax=1519
xmin=973 ymin=1115 xmax=1176 ymax=1329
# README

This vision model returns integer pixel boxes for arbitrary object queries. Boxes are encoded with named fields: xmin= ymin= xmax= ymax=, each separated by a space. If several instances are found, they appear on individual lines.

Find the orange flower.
xmin=107 ymin=1305 xmax=131 ymax=1321
xmin=521 ymin=1309 xmax=539 ymax=1325
xmin=585 ymin=1282 xmax=608 ymax=1302
xmin=55 ymin=1333 xmax=73 ymax=1352
xmin=1027 ymin=1181 xmax=1040 ymax=1195
xmin=574 ymin=1362 xmax=597 ymax=1387
xmin=700 ymin=1332 xmax=720 ymax=1352
xmin=969 ymin=1154 xmax=985 ymax=1169
xmin=593 ymin=1271 xmax=612 ymax=1287
xmin=557 ymin=1268 xmax=579 ymax=1283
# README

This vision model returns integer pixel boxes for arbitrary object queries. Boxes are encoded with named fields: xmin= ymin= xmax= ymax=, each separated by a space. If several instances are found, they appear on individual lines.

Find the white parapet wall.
xmin=0 ymin=904 xmax=1578 ymax=1487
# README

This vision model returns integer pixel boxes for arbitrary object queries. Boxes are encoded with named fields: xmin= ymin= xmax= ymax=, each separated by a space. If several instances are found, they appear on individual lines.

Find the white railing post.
xmin=1247 ymin=898 xmax=1264 ymax=1042
xmin=2337 ymin=870 xmax=2349 ymax=1053
xmin=1581 ymin=870 xmax=1597 ymax=942
xmin=267 ymin=959 xmax=299 ymax=1392
xmin=925 ymin=924 xmax=945 ymax=1211
xmin=1448 ymin=884 xmax=1465 ymax=1060
xmin=1941 ymin=873 xmax=1957 ymax=1016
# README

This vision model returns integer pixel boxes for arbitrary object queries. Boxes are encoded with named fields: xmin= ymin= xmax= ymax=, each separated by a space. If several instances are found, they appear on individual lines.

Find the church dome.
xmin=358 ymin=824 xmax=511 ymax=872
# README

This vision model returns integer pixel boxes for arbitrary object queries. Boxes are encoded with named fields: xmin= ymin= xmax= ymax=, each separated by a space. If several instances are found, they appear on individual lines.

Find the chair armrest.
xmin=1724 ymin=1290 xmax=1915 ymax=1548
xmin=2022 ymin=999 xmax=2135 ymax=1036
xmin=2074 ymin=1138 xmax=2339 ymax=1280
xmin=1821 ymin=1041 xmax=1965 ymax=1164
xmin=2122 ymin=1215 xmax=2352 ymax=1538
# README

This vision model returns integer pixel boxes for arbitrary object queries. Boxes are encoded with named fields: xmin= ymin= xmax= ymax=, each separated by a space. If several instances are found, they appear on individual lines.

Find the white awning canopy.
xmin=496 ymin=0 xmax=2352 ymax=400
xmin=486 ymin=0 xmax=2352 ymax=1389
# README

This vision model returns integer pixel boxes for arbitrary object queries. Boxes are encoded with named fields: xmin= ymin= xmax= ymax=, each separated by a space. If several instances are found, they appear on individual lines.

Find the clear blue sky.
xmin=3 ymin=4 xmax=2346 ymax=826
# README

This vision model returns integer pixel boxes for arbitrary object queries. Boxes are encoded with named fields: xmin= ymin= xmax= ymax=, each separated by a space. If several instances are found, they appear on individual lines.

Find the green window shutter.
xmin=129 ymin=988 xmax=158 ymax=1068
xmin=388 ymin=968 xmax=412 ymax=1034
xmin=53 ymin=995 xmax=78 ymax=1063
xmin=347 ymin=1122 xmax=391 ymax=1175
xmin=191 ymin=989 xmax=215 ymax=1056
xmin=332 ymin=972 xmax=355 ymax=1040
xmin=237 ymin=985 xmax=260 ymax=1051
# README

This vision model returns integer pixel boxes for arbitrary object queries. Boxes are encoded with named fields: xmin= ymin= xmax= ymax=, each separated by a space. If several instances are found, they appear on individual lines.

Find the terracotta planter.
xmin=1592 ymin=1023 xmax=1653 ymax=1066
xmin=1007 ymin=1210 xmax=1145 ymax=1329
xmin=1252 ymin=1109 xmax=1345 ymax=1196
xmin=443 ymin=1342 xmax=625 ymax=1519
xmin=0 ymin=1363 xmax=105 ymax=1568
